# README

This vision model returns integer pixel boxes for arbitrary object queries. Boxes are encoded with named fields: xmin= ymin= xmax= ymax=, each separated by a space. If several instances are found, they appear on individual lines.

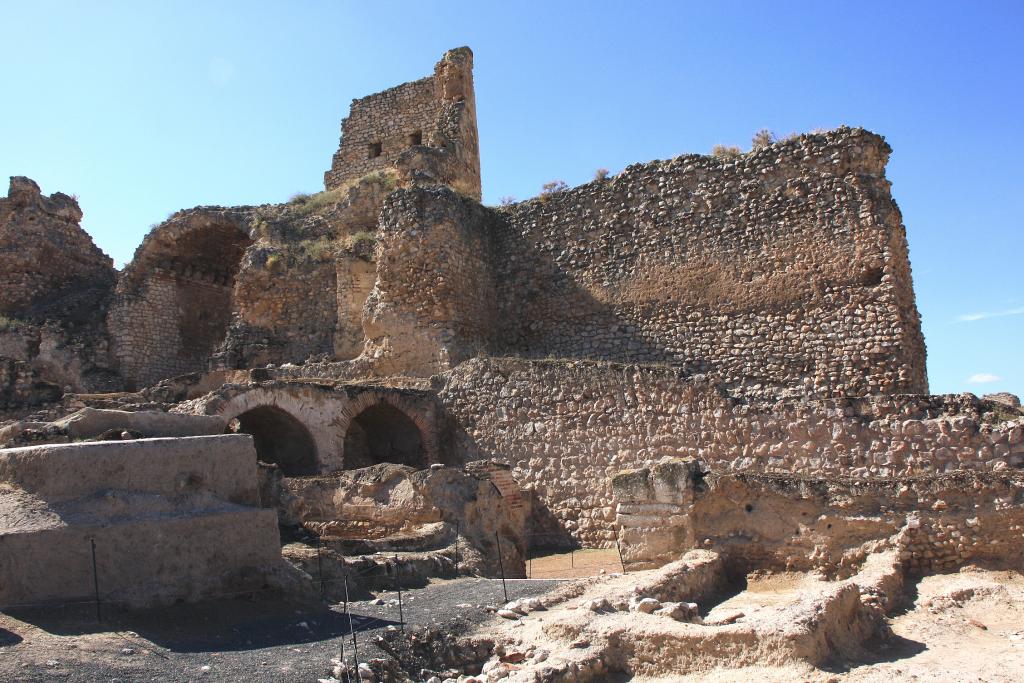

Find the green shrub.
xmin=290 ymin=170 xmax=399 ymax=217
xmin=298 ymin=237 xmax=337 ymax=261
xmin=0 ymin=315 xmax=24 ymax=332
xmin=347 ymin=230 xmax=377 ymax=249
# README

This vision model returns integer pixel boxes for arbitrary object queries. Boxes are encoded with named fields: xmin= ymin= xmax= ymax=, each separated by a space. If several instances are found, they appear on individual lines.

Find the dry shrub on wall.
xmin=584 ymin=239 xmax=884 ymax=312
xmin=711 ymin=144 xmax=742 ymax=159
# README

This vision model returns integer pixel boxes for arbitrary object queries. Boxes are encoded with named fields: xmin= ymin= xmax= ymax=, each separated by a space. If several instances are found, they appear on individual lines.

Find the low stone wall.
xmin=0 ymin=435 xmax=283 ymax=609
xmin=439 ymin=358 xmax=1024 ymax=546
xmin=612 ymin=460 xmax=1024 ymax=576
xmin=0 ymin=435 xmax=260 ymax=505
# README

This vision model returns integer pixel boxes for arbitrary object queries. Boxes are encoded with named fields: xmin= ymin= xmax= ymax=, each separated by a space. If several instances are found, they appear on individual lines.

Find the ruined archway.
xmin=230 ymin=405 xmax=318 ymax=476
xmin=108 ymin=210 xmax=252 ymax=388
xmin=343 ymin=403 xmax=426 ymax=470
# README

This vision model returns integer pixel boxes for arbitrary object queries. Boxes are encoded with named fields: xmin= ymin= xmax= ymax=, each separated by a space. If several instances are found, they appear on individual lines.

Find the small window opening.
xmin=368 ymin=142 xmax=382 ymax=159
xmin=408 ymin=130 xmax=423 ymax=146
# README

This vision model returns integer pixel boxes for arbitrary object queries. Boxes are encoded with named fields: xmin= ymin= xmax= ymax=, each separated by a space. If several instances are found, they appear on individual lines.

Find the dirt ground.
xmin=635 ymin=567 xmax=1024 ymax=683
xmin=527 ymin=547 xmax=623 ymax=579
xmin=0 ymin=577 xmax=561 ymax=683
xmin=2 ymin=567 xmax=1022 ymax=681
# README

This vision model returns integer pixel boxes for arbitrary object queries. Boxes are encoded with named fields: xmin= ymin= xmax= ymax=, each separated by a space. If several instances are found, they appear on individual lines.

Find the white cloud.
xmin=967 ymin=373 xmax=1002 ymax=384
xmin=208 ymin=58 xmax=236 ymax=85
xmin=957 ymin=306 xmax=1024 ymax=323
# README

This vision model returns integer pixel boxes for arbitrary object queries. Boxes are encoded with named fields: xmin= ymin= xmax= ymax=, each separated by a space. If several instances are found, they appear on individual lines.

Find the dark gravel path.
xmin=0 ymin=578 xmax=563 ymax=683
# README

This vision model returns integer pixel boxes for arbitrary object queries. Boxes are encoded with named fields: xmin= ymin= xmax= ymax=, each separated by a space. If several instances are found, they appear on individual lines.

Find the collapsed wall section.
xmin=0 ymin=177 xmax=120 ymax=403
xmin=439 ymin=358 xmax=1022 ymax=546
xmin=491 ymin=128 xmax=927 ymax=398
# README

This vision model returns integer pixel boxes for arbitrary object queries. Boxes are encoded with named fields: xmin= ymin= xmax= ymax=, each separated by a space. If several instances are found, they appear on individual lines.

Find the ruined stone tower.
xmin=324 ymin=46 xmax=481 ymax=201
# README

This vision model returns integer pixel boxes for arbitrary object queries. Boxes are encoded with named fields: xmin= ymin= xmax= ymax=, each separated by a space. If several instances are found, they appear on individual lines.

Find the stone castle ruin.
xmin=1 ymin=47 xmax=1023 ymax=680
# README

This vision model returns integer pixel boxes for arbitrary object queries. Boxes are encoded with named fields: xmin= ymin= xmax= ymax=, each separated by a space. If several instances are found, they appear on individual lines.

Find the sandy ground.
xmin=527 ymin=547 xmax=623 ymax=579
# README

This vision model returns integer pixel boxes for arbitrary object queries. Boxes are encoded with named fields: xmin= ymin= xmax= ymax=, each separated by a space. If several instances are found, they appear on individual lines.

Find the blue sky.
xmin=1 ymin=1 xmax=1021 ymax=396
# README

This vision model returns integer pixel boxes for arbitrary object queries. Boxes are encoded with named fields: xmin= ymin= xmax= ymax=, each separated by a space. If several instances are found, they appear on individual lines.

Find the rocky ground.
xmin=0 ymin=578 xmax=561 ymax=683
xmin=636 ymin=568 xmax=1024 ymax=682
xmin=2 ymin=566 xmax=1022 ymax=682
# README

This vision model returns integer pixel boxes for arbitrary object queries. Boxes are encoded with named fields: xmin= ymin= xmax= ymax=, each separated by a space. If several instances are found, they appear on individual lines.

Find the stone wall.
xmin=438 ymin=358 xmax=1022 ymax=546
xmin=612 ymin=460 xmax=1024 ymax=576
xmin=324 ymin=47 xmax=481 ymax=201
xmin=362 ymin=187 xmax=498 ymax=375
xmin=108 ymin=208 xmax=254 ymax=388
xmin=490 ymin=128 xmax=927 ymax=398
xmin=0 ymin=178 xmax=120 ymax=403
xmin=0 ymin=177 xmax=115 ymax=322
xmin=184 ymin=380 xmax=448 ymax=474
xmin=0 ymin=435 xmax=284 ymax=609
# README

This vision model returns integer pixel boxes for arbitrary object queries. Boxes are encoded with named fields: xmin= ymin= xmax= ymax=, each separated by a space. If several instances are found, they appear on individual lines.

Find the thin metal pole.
xmin=394 ymin=556 xmax=404 ymax=631
xmin=339 ymin=637 xmax=348 ymax=683
xmin=454 ymin=521 xmax=460 ymax=576
xmin=343 ymin=577 xmax=359 ymax=671
xmin=494 ymin=532 xmax=509 ymax=603
xmin=316 ymin=533 xmax=324 ymax=600
xmin=90 ymin=538 xmax=101 ymax=623
xmin=571 ymin=548 xmax=575 ymax=569
xmin=615 ymin=537 xmax=627 ymax=573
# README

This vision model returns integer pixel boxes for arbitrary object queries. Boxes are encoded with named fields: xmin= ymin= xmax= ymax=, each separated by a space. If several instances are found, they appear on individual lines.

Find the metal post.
xmin=343 ymin=577 xmax=359 ymax=672
xmin=316 ymin=533 xmax=324 ymax=600
xmin=615 ymin=537 xmax=627 ymax=573
xmin=454 ymin=521 xmax=460 ymax=576
xmin=90 ymin=538 xmax=101 ymax=623
xmin=570 ymin=548 xmax=574 ymax=569
xmin=338 ymin=637 xmax=348 ymax=683
xmin=494 ymin=532 xmax=509 ymax=603
xmin=394 ymin=556 xmax=404 ymax=631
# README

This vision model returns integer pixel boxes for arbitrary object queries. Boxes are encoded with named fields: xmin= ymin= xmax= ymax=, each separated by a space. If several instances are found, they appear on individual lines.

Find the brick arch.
xmin=212 ymin=387 xmax=338 ymax=473
xmin=335 ymin=391 xmax=440 ymax=469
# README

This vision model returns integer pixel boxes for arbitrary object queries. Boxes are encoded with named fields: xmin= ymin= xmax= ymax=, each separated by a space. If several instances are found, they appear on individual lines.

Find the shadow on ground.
xmin=4 ymin=596 xmax=400 ymax=653
xmin=0 ymin=627 xmax=23 ymax=647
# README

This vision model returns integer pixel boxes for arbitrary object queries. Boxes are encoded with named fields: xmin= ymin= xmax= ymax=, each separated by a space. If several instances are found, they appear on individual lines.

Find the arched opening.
xmin=229 ymin=406 xmax=318 ymax=476
xmin=343 ymin=403 xmax=426 ymax=470
xmin=165 ymin=222 xmax=251 ymax=364
xmin=109 ymin=215 xmax=253 ymax=387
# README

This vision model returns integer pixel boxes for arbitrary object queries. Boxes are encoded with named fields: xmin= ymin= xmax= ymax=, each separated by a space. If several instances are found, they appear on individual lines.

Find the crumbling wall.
xmin=439 ymin=358 xmax=1023 ymax=546
xmin=0 ymin=178 xmax=120 ymax=403
xmin=0 ymin=177 xmax=115 ymax=322
xmin=108 ymin=207 xmax=254 ymax=388
xmin=612 ymin=460 xmax=1024 ymax=576
xmin=324 ymin=47 xmax=481 ymax=201
xmin=0 ymin=435 xmax=284 ymax=609
xmin=362 ymin=186 xmax=498 ymax=375
xmin=491 ymin=128 xmax=927 ymax=398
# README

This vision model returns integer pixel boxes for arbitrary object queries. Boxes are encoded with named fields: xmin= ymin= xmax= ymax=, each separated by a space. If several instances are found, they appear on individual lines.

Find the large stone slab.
xmin=0 ymin=434 xmax=258 ymax=505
